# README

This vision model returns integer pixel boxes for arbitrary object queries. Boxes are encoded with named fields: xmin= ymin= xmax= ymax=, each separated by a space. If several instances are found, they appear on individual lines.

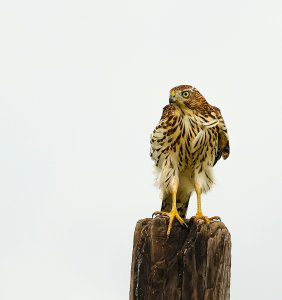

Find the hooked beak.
xmin=169 ymin=90 xmax=176 ymax=104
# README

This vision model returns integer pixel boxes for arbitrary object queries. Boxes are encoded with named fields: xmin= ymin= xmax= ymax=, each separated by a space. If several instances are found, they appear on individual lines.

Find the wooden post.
xmin=129 ymin=217 xmax=231 ymax=300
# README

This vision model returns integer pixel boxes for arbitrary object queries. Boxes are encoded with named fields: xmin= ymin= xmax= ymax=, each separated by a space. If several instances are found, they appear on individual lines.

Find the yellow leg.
xmin=194 ymin=183 xmax=221 ymax=223
xmin=153 ymin=191 xmax=186 ymax=236
xmin=195 ymin=183 xmax=205 ymax=219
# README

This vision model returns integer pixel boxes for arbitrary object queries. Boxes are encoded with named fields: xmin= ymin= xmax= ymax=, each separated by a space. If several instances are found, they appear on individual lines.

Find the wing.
xmin=150 ymin=104 xmax=180 ymax=167
xmin=213 ymin=106 xmax=230 ymax=166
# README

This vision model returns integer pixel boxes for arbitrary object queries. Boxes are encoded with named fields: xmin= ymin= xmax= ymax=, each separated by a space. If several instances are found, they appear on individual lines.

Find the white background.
xmin=0 ymin=1 xmax=282 ymax=299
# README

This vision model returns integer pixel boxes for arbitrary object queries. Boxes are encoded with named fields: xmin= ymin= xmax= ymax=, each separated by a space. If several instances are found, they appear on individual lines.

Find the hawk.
xmin=150 ymin=85 xmax=230 ymax=236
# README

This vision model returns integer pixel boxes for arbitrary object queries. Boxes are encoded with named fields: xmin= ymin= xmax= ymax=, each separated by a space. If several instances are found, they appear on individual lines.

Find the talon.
xmin=152 ymin=211 xmax=169 ymax=218
xmin=152 ymin=211 xmax=158 ymax=218
xmin=194 ymin=212 xmax=221 ymax=223
xmin=183 ymin=222 xmax=188 ymax=229
xmin=152 ymin=209 xmax=186 ymax=236
xmin=209 ymin=216 xmax=221 ymax=222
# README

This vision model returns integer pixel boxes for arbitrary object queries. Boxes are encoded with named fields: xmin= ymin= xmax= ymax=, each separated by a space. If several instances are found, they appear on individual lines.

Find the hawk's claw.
xmin=210 ymin=216 xmax=221 ymax=222
xmin=152 ymin=210 xmax=169 ymax=218
xmin=152 ymin=211 xmax=164 ymax=218
xmin=152 ymin=210 xmax=187 ymax=235
xmin=194 ymin=213 xmax=221 ymax=223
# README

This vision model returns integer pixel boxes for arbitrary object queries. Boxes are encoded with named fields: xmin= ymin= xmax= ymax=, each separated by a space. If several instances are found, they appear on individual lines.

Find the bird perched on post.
xmin=150 ymin=85 xmax=230 ymax=236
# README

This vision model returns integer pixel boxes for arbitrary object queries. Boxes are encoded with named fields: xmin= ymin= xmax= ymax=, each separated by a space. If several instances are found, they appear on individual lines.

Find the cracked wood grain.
xmin=129 ymin=217 xmax=231 ymax=300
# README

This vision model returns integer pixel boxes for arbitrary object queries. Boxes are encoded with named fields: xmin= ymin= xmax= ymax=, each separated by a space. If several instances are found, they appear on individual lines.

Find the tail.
xmin=161 ymin=193 xmax=191 ymax=218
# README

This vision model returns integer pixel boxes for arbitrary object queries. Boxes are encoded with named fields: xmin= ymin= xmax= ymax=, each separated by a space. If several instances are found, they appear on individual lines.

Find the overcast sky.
xmin=0 ymin=1 xmax=282 ymax=299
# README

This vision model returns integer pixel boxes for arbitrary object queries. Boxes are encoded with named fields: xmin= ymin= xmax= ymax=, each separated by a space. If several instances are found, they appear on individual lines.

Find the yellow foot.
xmin=194 ymin=212 xmax=221 ymax=223
xmin=152 ymin=209 xmax=187 ymax=236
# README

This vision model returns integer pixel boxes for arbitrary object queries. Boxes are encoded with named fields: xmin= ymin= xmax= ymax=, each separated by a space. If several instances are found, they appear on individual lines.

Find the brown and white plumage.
xmin=150 ymin=85 xmax=230 ymax=235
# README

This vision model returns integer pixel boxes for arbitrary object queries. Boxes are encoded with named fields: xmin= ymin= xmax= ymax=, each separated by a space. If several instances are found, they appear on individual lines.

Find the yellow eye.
xmin=182 ymin=91 xmax=190 ymax=98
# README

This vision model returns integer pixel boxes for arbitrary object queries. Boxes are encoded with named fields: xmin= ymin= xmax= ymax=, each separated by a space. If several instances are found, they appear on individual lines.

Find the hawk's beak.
xmin=169 ymin=90 xmax=176 ymax=104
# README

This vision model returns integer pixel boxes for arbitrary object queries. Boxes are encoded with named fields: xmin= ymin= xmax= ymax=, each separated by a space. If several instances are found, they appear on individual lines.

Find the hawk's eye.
xmin=182 ymin=91 xmax=190 ymax=98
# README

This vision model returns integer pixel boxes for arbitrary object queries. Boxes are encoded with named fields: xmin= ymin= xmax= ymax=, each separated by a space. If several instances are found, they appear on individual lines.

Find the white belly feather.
xmin=152 ymin=113 xmax=218 ymax=195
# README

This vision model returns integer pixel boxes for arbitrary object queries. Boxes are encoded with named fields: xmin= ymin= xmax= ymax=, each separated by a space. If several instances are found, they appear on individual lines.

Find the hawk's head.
xmin=169 ymin=85 xmax=207 ymax=110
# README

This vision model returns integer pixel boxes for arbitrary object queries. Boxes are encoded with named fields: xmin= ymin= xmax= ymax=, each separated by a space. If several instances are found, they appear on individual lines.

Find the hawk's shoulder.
xmin=160 ymin=104 xmax=176 ymax=121
xmin=211 ymin=105 xmax=222 ymax=118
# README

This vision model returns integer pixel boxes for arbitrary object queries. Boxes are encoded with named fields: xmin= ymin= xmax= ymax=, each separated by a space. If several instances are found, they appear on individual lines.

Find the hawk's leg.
xmin=194 ymin=183 xmax=221 ymax=223
xmin=153 ymin=191 xmax=186 ymax=236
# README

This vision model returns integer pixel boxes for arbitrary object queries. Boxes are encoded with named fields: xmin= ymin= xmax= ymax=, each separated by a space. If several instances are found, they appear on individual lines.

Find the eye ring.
xmin=182 ymin=91 xmax=190 ymax=98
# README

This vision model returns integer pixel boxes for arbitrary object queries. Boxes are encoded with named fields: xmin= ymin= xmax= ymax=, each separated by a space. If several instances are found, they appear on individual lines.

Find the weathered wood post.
xmin=129 ymin=217 xmax=231 ymax=300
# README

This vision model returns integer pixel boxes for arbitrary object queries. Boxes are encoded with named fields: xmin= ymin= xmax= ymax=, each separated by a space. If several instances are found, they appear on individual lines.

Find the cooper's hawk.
xmin=150 ymin=85 xmax=230 ymax=236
